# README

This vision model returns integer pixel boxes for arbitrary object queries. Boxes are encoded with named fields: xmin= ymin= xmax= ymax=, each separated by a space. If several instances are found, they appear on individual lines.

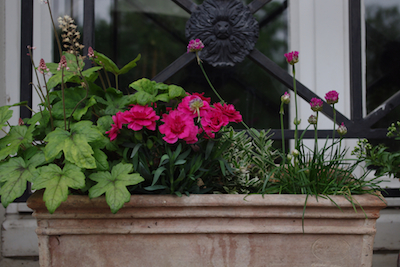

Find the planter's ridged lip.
xmin=27 ymin=190 xmax=386 ymax=211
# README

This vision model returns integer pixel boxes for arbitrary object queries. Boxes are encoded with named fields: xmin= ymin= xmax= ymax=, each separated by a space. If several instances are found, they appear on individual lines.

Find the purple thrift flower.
xmin=310 ymin=98 xmax=323 ymax=112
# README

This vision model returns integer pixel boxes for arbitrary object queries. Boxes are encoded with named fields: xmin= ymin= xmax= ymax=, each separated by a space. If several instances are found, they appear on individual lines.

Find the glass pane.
xmin=365 ymin=0 xmax=400 ymax=129
xmin=53 ymin=0 xmax=288 ymax=130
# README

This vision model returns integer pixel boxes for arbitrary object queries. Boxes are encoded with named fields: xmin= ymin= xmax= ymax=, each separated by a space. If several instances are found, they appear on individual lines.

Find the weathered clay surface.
xmin=27 ymin=192 xmax=386 ymax=267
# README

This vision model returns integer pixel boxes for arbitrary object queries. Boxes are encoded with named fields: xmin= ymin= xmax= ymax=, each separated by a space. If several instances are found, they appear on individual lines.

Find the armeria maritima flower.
xmin=281 ymin=92 xmax=290 ymax=104
xmin=325 ymin=90 xmax=339 ymax=105
xmin=284 ymin=51 xmax=299 ymax=65
xmin=310 ymin=98 xmax=323 ymax=112
xmin=308 ymin=115 xmax=317 ymax=125
xmin=187 ymin=39 xmax=204 ymax=53
xmin=337 ymin=122 xmax=347 ymax=136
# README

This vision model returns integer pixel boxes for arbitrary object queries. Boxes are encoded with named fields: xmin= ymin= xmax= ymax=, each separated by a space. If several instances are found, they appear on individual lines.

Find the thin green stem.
xmin=42 ymin=73 xmax=55 ymax=130
xmin=292 ymin=65 xmax=299 ymax=150
xmin=61 ymin=68 xmax=67 ymax=130
xmin=115 ymin=74 xmax=119 ymax=91
xmin=280 ymin=101 xmax=286 ymax=164
xmin=331 ymin=105 xmax=336 ymax=157
xmin=198 ymin=60 xmax=251 ymax=131
xmin=47 ymin=1 xmax=63 ymax=59
xmin=198 ymin=61 xmax=224 ymax=104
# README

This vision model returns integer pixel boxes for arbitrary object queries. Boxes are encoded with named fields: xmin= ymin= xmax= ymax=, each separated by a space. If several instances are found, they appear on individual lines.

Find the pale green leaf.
xmin=32 ymin=163 xmax=85 ymax=213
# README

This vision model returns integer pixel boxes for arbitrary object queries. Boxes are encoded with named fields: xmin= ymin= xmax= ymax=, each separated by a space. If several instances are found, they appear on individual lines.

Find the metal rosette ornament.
xmin=185 ymin=0 xmax=259 ymax=67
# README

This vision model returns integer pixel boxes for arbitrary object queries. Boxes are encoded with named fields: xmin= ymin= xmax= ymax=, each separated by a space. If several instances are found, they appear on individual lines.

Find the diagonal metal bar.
xmin=248 ymin=0 xmax=272 ymax=14
xmin=152 ymin=53 xmax=195 ymax=83
xmin=171 ymin=0 xmax=197 ymax=14
xmin=248 ymin=49 xmax=351 ymax=126
xmin=362 ymin=90 xmax=400 ymax=128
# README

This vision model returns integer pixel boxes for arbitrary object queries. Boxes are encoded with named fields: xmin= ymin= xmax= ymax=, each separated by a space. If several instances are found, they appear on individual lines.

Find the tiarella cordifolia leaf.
xmin=32 ymin=163 xmax=86 ymax=213
xmin=0 ymin=125 xmax=34 ymax=161
xmin=44 ymin=121 xmax=104 ymax=169
xmin=88 ymin=163 xmax=144 ymax=213
xmin=0 ymin=153 xmax=46 ymax=207
xmin=0 ymin=106 xmax=13 ymax=130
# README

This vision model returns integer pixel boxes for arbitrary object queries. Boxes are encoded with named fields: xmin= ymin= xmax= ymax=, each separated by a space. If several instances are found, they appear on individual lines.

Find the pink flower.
xmin=122 ymin=105 xmax=159 ymax=131
xmin=201 ymin=108 xmax=228 ymax=134
xmin=281 ymin=92 xmax=290 ymax=104
xmin=187 ymin=39 xmax=204 ymax=53
xmin=213 ymin=102 xmax=242 ymax=124
xmin=191 ymin=92 xmax=211 ymax=104
xmin=337 ymin=122 xmax=347 ymax=136
xmin=88 ymin=47 xmax=95 ymax=58
xmin=159 ymin=110 xmax=198 ymax=144
xmin=325 ymin=90 xmax=339 ymax=105
xmin=310 ymin=98 xmax=323 ymax=112
xmin=178 ymin=94 xmax=210 ymax=120
xmin=105 ymin=111 xmax=125 ymax=141
xmin=284 ymin=51 xmax=299 ymax=65
xmin=57 ymin=55 xmax=69 ymax=71
xmin=38 ymin=58 xmax=49 ymax=74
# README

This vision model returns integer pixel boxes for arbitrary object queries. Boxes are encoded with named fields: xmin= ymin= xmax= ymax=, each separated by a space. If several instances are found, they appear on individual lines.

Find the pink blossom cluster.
xmin=38 ymin=59 xmax=49 ymax=74
xmin=310 ymin=98 xmax=323 ymax=112
xmin=106 ymin=93 xmax=242 ymax=144
xmin=325 ymin=90 xmax=339 ymax=105
xmin=284 ymin=51 xmax=299 ymax=65
xmin=281 ymin=92 xmax=290 ymax=104
xmin=57 ymin=55 xmax=69 ymax=71
xmin=337 ymin=122 xmax=347 ymax=136
xmin=187 ymin=39 xmax=204 ymax=53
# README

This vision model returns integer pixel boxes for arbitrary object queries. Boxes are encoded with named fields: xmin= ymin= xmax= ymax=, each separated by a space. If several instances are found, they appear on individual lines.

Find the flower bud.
xmin=337 ymin=122 xmax=347 ymax=136
xmin=308 ymin=115 xmax=317 ymax=125
xmin=281 ymin=92 xmax=290 ymax=104
xmin=310 ymin=98 xmax=323 ymax=112
xmin=291 ymin=149 xmax=300 ymax=157
xmin=284 ymin=51 xmax=299 ymax=65
xmin=325 ymin=90 xmax=339 ymax=105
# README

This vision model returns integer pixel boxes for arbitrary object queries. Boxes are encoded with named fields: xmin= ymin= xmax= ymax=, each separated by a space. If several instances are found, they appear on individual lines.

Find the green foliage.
xmin=32 ymin=163 xmax=86 ymax=213
xmin=0 ymin=153 xmax=46 ymax=207
xmin=353 ymin=122 xmax=400 ymax=178
xmin=221 ymin=128 xmax=277 ymax=194
xmin=89 ymin=163 xmax=144 ymax=213
xmin=129 ymin=78 xmax=186 ymax=105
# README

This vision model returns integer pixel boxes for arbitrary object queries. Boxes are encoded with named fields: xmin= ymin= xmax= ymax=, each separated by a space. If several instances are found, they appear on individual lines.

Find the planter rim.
xmin=27 ymin=190 xmax=386 ymax=211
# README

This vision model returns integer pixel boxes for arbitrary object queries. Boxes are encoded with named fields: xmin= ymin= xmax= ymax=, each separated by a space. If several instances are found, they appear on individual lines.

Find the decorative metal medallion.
xmin=185 ymin=0 xmax=259 ymax=67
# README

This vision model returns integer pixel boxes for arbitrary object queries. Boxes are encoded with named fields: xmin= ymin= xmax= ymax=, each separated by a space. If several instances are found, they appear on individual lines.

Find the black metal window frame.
xmin=16 ymin=0 xmax=400 ymax=201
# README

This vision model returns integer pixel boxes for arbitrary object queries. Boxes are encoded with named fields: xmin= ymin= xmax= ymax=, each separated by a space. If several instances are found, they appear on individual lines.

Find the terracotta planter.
xmin=27 ymin=192 xmax=386 ymax=267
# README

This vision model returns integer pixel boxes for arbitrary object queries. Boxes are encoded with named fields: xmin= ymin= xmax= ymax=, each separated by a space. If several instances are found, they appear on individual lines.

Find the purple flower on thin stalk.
xmin=281 ymin=92 xmax=290 ymax=104
xmin=284 ymin=51 xmax=299 ymax=65
xmin=310 ymin=98 xmax=323 ymax=112
xmin=308 ymin=115 xmax=317 ymax=125
xmin=187 ymin=39 xmax=204 ymax=53
xmin=337 ymin=122 xmax=347 ymax=136
xmin=325 ymin=90 xmax=339 ymax=105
